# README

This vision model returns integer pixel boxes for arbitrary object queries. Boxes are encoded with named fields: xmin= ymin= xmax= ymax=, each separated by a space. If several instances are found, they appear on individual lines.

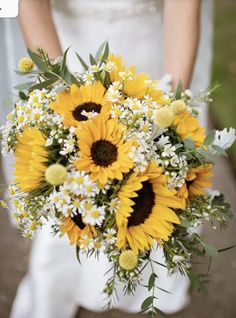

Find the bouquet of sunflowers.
xmin=1 ymin=43 xmax=235 ymax=316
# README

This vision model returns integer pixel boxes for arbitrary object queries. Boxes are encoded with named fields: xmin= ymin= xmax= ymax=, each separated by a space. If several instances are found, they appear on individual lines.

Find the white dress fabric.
xmin=10 ymin=0 xmax=214 ymax=317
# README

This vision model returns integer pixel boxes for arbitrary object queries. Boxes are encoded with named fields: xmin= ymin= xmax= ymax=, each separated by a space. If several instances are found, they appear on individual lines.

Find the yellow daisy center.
xmin=72 ymin=102 xmax=102 ymax=121
xmin=91 ymin=140 xmax=118 ymax=167
xmin=128 ymin=180 xmax=155 ymax=227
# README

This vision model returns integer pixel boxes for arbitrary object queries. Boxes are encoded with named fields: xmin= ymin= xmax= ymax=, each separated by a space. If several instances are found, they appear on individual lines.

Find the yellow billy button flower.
xmin=155 ymin=107 xmax=174 ymax=128
xmin=171 ymin=100 xmax=187 ymax=115
xmin=119 ymin=250 xmax=138 ymax=271
xmin=45 ymin=164 xmax=67 ymax=186
xmin=18 ymin=57 xmax=34 ymax=73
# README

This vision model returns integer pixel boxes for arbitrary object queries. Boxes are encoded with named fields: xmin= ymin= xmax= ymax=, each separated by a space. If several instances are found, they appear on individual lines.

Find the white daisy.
xmin=104 ymin=228 xmax=117 ymax=245
xmin=83 ymin=206 xmax=106 ymax=226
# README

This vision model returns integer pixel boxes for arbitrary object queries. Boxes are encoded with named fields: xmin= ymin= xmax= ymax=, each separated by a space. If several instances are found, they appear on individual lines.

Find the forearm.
xmin=19 ymin=0 xmax=62 ymax=58
xmin=163 ymin=0 xmax=201 ymax=89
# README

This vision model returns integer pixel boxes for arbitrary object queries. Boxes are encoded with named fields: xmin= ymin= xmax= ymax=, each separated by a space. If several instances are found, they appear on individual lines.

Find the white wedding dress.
xmin=9 ymin=0 xmax=214 ymax=317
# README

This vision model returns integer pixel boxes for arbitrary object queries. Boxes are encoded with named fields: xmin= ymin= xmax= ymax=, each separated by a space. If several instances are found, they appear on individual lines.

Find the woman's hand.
xmin=163 ymin=0 xmax=201 ymax=89
xmin=19 ymin=0 xmax=62 ymax=58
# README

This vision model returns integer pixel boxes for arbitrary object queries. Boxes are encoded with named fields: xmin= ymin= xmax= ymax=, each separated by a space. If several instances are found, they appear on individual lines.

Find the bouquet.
xmin=1 ymin=42 xmax=235 ymax=316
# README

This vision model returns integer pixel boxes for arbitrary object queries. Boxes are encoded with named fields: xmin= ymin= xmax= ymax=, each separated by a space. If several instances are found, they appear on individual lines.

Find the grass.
xmin=211 ymin=0 xmax=236 ymax=169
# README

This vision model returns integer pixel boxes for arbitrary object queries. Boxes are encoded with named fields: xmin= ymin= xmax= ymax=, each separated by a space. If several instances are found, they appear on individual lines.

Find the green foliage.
xmin=211 ymin=0 xmax=236 ymax=170
xmin=173 ymin=80 xmax=183 ymax=100
xmin=204 ymin=130 xmax=216 ymax=146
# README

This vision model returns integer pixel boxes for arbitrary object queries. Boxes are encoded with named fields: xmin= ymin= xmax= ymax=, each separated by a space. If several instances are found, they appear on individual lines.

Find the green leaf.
xmin=99 ymin=42 xmax=109 ymax=65
xmin=204 ymin=130 xmax=216 ymax=146
xmin=207 ymin=256 xmax=212 ymax=275
xmin=27 ymin=48 xmax=48 ymax=71
xmin=154 ymin=307 xmax=169 ymax=318
xmin=95 ymin=41 xmax=107 ymax=62
xmin=44 ymin=72 xmax=60 ymax=79
xmin=183 ymin=138 xmax=195 ymax=150
xmin=148 ymin=273 xmax=157 ymax=291
xmin=174 ymin=80 xmax=183 ymax=100
xmin=204 ymin=244 xmax=219 ymax=257
xmin=19 ymin=91 xmax=28 ymax=100
xmin=89 ymin=53 xmax=97 ymax=66
xmin=197 ymin=148 xmax=213 ymax=161
xmin=218 ymin=245 xmax=235 ymax=253
xmin=60 ymin=47 xmax=70 ymax=75
xmin=156 ymin=286 xmax=171 ymax=294
xmin=188 ymin=271 xmax=208 ymax=295
xmin=180 ymin=219 xmax=191 ymax=228
xmin=76 ymin=52 xmax=89 ymax=70
xmin=211 ymin=145 xmax=228 ymax=157
xmin=14 ymin=81 xmax=35 ymax=91
xmin=141 ymin=296 xmax=153 ymax=311
xmin=70 ymin=73 xmax=80 ymax=86
xmin=62 ymin=68 xmax=72 ymax=85
xmin=76 ymin=245 xmax=81 ymax=264
xmin=151 ymin=260 xmax=167 ymax=268
xmin=29 ymin=78 xmax=58 ymax=91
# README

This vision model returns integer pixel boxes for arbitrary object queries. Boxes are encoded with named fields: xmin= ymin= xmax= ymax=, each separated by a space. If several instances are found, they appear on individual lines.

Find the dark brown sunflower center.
xmin=186 ymin=179 xmax=195 ymax=188
xmin=71 ymin=213 xmax=85 ymax=229
xmin=128 ymin=180 xmax=155 ymax=227
xmin=72 ymin=102 xmax=102 ymax=121
xmin=91 ymin=140 xmax=118 ymax=167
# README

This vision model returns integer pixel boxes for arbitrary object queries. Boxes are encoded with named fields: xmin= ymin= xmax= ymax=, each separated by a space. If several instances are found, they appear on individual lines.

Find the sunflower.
xmin=173 ymin=111 xmax=205 ymax=147
xmin=124 ymin=73 xmax=165 ymax=104
xmin=185 ymin=164 xmax=213 ymax=196
xmin=108 ymin=54 xmax=135 ymax=82
xmin=75 ymin=115 xmax=134 ymax=185
xmin=14 ymin=127 xmax=48 ymax=192
xmin=51 ymin=81 xmax=110 ymax=128
xmin=177 ymin=182 xmax=189 ymax=206
xmin=61 ymin=214 xmax=96 ymax=245
xmin=116 ymin=161 xmax=185 ymax=253
xmin=123 ymin=72 xmax=150 ymax=99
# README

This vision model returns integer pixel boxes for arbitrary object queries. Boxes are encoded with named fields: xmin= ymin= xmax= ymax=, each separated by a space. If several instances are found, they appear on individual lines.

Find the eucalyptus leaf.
xmin=183 ymin=138 xmax=195 ymax=150
xmin=204 ymin=130 xmax=216 ymax=146
xmin=204 ymin=244 xmax=219 ymax=257
xmin=211 ymin=145 xmax=228 ymax=157
xmin=197 ymin=148 xmax=213 ymax=160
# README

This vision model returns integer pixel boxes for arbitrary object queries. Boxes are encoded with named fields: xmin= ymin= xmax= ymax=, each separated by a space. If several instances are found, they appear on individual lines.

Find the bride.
xmin=10 ymin=0 xmax=213 ymax=317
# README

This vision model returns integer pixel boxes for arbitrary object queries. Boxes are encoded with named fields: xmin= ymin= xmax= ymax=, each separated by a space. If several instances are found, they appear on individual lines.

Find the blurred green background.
xmin=211 ymin=0 xmax=236 ymax=170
